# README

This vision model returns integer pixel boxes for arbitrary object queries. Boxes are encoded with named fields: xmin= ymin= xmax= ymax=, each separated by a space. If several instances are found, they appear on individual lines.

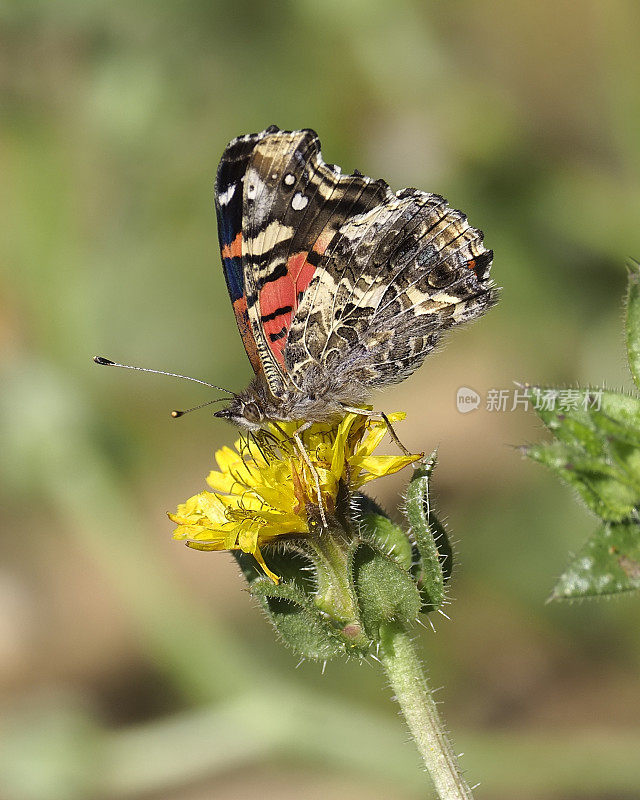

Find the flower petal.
xmin=171 ymin=411 xmax=415 ymax=581
xmin=355 ymin=454 xmax=422 ymax=485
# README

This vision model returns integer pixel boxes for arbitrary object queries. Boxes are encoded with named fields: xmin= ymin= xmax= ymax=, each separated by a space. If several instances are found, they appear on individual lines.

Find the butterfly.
xmin=212 ymin=125 xmax=496 ymax=431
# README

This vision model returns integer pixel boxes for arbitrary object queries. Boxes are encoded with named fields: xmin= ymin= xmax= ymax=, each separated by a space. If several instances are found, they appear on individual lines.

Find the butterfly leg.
xmin=340 ymin=406 xmax=413 ymax=457
xmin=292 ymin=424 xmax=328 ymax=528
xmin=379 ymin=411 xmax=413 ymax=457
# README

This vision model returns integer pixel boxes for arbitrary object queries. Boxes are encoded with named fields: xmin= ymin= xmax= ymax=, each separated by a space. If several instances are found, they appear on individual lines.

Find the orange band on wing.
xmin=222 ymin=232 xmax=243 ymax=260
xmin=232 ymin=295 xmax=261 ymax=374
xmin=257 ymin=251 xmax=320 ymax=367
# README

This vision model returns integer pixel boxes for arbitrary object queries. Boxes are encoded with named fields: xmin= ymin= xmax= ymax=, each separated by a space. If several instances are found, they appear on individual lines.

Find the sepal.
xmin=235 ymin=460 xmax=450 ymax=660
xmin=234 ymin=550 xmax=347 ymax=661
xmin=353 ymin=544 xmax=422 ymax=639
xmin=405 ymin=457 xmax=452 ymax=612
xmin=353 ymin=493 xmax=413 ymax=570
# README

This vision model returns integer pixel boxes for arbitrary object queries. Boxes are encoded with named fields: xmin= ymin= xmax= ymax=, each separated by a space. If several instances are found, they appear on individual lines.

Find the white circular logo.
xmin=456 ymin=387 xmax=480 ymax=413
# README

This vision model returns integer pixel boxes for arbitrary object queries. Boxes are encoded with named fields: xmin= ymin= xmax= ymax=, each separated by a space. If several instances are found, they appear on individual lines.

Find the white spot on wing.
xmin=218 ymin=183 xmax=236 ymax=206
xmin=292 ymin=192 xmax=308 ymax=211
xmin=284 ymin=173 xmax=295 ymax=186
xmin=244 ymin=168 xmax=274 ymax=225
xmin=245 ymin=167 xmax=267 ymax=202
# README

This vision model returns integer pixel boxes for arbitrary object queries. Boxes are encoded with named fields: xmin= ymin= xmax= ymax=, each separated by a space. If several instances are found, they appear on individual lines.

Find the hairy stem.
xmin=379 ymin=622 xmax=474 ymax=800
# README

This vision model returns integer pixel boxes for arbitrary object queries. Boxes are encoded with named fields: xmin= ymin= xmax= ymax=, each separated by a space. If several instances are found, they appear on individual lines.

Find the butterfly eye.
xmin=243 ymin=402 xmax=262 ymax=424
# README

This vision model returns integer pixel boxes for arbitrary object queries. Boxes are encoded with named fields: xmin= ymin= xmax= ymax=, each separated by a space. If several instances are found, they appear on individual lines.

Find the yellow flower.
xmin=169 ymin=412 xmax=421 ymax=583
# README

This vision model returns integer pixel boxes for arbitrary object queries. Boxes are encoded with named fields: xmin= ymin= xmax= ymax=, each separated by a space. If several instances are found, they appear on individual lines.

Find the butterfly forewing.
xmin=215 ymin=131 xmax=269 ymax=378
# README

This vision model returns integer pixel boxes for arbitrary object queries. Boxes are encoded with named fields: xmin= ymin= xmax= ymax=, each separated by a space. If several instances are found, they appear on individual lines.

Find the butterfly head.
xmin=214 ymin=397 xmax=265 ymax=430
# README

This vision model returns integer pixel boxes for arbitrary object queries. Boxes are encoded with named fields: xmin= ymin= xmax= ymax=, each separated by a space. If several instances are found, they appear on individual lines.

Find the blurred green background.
xmin=2 ymin=1 xmax=640 ymax=798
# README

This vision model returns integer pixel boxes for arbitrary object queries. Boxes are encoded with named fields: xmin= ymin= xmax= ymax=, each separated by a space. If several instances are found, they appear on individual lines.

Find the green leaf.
xmin=525 ymin=441 xmax=639 ymax=521
xmin=590 ymin=408 xmax=640 ymax=449
xmin=605 ymin=438 xmax=640 ymax=489
xmin=598 ymin=390 xmax=640 ymax=431
xmin=404 ymin=459 xmax=449 ymax=612
xmin=353 ymin=544 xmax=422 ymax=639
xmin=552 ymin=521 xmax=640 ymax=599
xmin=625 ymin=259 xmax=640 ymax=391
xmin=531 ymin=388 xmax=640 ymax=453
xmin=533 ymin=404 xmax=605 ymax=458
xmin=524 ymin=266 xmax=640 ymax=600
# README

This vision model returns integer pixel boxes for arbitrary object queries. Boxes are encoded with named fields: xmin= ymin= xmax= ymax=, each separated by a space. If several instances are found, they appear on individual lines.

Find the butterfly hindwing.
xmin=284 ymin=188 xmax=495 ymax=392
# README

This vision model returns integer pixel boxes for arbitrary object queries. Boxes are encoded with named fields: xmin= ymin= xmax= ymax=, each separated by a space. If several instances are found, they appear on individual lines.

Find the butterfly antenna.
xmin=171 ymin=398 xmax=227 ymax=418
xmin=93 ymin=356 xmax=235 ymax=394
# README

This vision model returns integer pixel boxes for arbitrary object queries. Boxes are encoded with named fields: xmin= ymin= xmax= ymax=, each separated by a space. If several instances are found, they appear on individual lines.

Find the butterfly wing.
xmin=216 ymin=126 xmax=495 ymax=404
xmin=283 ymin=185 xmax=495 ymax=394
xmin=216 ymin=126 xmax=398 ymax=396
xmin=215 ymin=130 xmax=268 ymax=378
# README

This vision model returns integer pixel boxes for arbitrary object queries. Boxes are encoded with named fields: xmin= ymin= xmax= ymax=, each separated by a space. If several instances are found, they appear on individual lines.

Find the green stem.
xmin=379 ymin=622 xmax=474 ymax=800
